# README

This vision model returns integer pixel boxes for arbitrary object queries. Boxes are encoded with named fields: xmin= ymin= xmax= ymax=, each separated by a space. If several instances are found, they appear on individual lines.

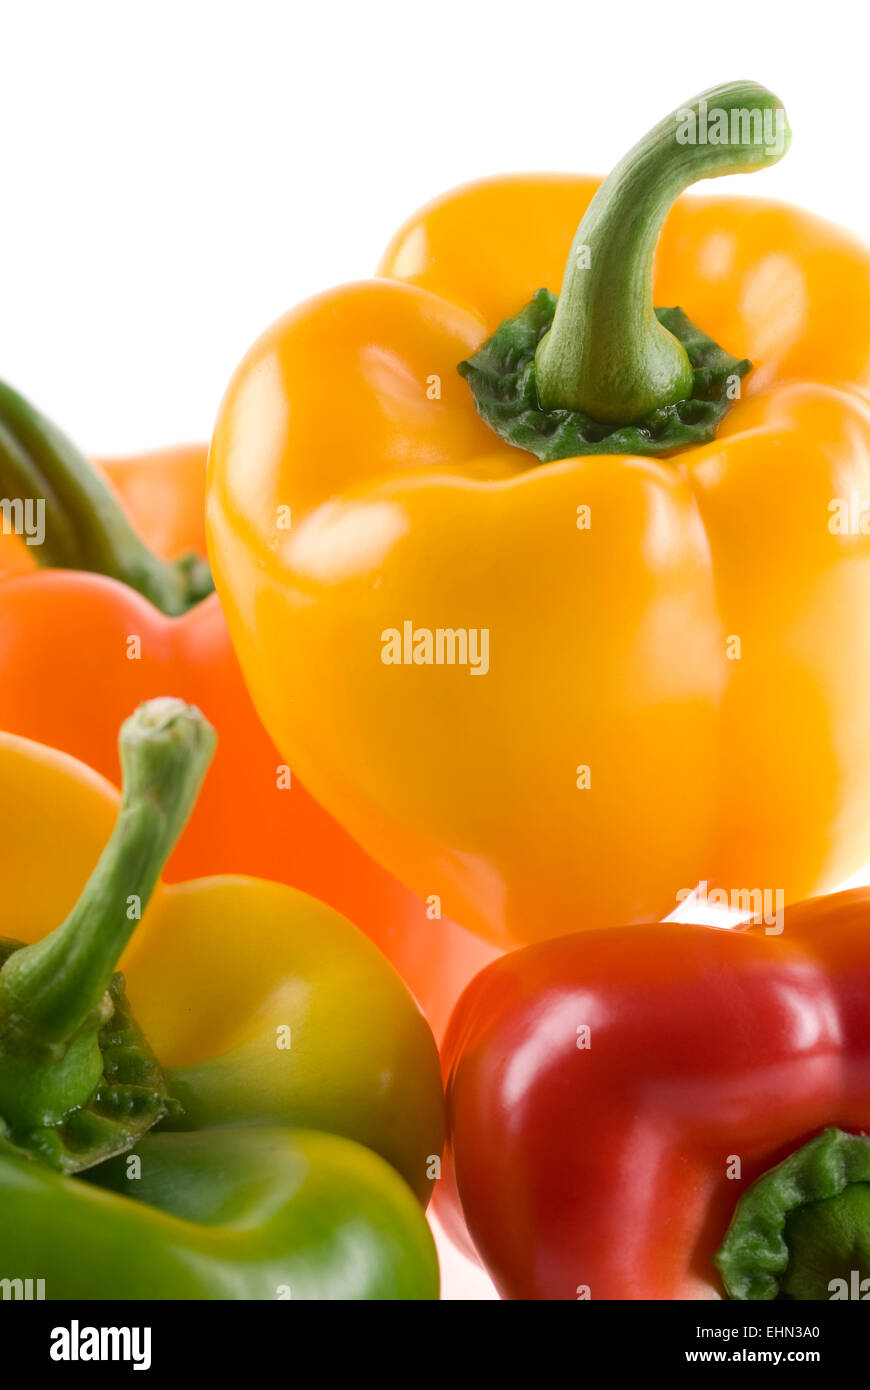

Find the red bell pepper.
xmin=441 ymin=889 xmax=870 ymax=1299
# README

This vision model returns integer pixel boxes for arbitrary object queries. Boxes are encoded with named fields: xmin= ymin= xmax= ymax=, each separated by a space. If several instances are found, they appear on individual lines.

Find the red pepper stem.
xmin=0 ymin=700 xmax=216 ymax=1128
xmin=0 ymin=379 xmax=213 ymax=614
xmin=715 ymin=1127 xmax=870 ymax=1300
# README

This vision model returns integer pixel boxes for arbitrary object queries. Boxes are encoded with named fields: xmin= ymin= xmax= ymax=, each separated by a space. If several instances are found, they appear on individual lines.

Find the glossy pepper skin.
xmin=208 ymin=82 xmax=870 ymax=949
xmin=0 ymin=1129 xmax=438 ymax=1300
xmin=0 ymin=391 xmax=494 ymax=1035
xmin=0 ymin=711 xmax=443 ymax=1202
xmin=0 ymin=700 xmax=442 ymax=1299
xmin=440 ymin=890 xmax=870 ymax=1300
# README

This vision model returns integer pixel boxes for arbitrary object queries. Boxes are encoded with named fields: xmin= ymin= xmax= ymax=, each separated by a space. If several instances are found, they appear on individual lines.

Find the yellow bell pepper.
xmin=207 ymin=82 xmax=870 ymax=948
xmin=0 ymin=715 xmax=443 ymax=1197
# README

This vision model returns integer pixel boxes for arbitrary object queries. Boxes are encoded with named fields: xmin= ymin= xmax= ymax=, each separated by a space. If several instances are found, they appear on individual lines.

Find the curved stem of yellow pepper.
xmin=0 ymin=380 xmax=213 ymax=614
xmin=535 ymin=80 xmax=791 ymax=424
xmin=0 ymin=699 xmax=215 ymax=1129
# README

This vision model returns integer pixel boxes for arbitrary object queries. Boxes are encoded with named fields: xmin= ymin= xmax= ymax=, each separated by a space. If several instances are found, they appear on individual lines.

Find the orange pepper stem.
xmin=0 ymin=380 xmax=213 ymax=614
xmin=0 ymin=699 xmax=215 ymax=1129
xmin=534 ymin=81 xmax=791 ymax=424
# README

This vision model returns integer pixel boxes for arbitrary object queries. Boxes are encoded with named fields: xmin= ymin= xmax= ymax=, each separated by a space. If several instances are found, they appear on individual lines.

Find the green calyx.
xmin=0 ymin=379 xmax=213 ymax=615
xmin=0 ymin=948 xmax=179 ymax=1174
xmin=459 ymin=291 xmax=751 ymax=461
xmin=460 ymin=80 xmax=789 ymax=458
xmin=715 ymin=1128 xmax=870 ymax=1300
xmin=0 ymin=698 xmax=216 ymax=1173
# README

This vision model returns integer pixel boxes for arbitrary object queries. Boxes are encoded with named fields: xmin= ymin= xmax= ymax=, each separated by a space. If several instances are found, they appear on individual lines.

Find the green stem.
xmin=783 ymin=1185 xmax=870 ymax=1300
xmin=0 ymin=379 xmax=213 ymax=614
xmin=0 ymin=698 xmax=216 ymax=1128
xmin=535 ymin=80 xmax=790 ymax=423
xmin=715 ymin=1128 xmax=870 ymax=1300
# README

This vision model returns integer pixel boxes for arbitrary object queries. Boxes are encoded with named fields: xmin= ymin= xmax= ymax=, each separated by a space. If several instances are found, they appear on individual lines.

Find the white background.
xmin=2 ymin=0 xmax=868 ymax=453
xmin=2 ymin=0 xmax=868 ymax=1300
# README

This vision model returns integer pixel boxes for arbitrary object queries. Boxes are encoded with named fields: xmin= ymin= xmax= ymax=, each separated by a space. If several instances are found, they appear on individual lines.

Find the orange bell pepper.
xmin=0 ymin=443 xmax=209 ymax=580
xmin=207 ymin=81 xmax=870 ymax=949
xmin=0 ymin=384 xmax=495 ymax=1035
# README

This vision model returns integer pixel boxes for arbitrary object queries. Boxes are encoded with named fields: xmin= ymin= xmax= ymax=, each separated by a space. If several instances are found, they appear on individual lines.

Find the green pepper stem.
xmin=534 ymin=81 xmax=791 ymax=423
xmin=715 ymin=1127 xmax=870 ymax=1300
xmin=0 ymin=699 xmax=215 ymax=1060
xmin=0 ymin=379 xmax=213 ymax=614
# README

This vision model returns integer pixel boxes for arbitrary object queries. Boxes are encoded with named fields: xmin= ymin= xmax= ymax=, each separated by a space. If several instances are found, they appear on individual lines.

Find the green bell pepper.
xmin=0 ymin=699 xmax=441 ymax=1299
